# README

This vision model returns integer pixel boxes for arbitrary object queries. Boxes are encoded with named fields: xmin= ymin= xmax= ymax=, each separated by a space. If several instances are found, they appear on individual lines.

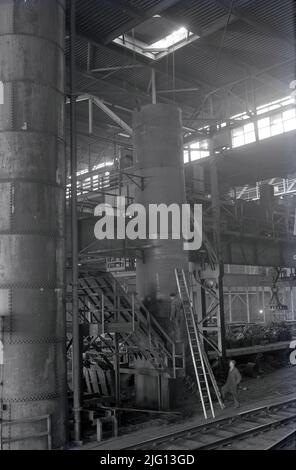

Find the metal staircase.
xmin=67 ymin=270 xmax=185 ymax=378
xmin=175 ymin=268 xmax=224 ymax=419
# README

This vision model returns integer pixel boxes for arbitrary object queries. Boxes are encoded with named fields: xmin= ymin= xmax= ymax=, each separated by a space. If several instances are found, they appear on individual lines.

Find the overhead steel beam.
xmin=158 ymin=87 xmax=200 ymax=93
xmin=67 ymin=93 xmax=205 ymax=140
xmin=75 ymin=12 xmax=247 ymax=104
xmin=79 ymin=94 xmax=133 ymax=135
xmin=77 ymin=66 xmax=154 ymax=102
xmin=75 ymin=65 xmax=205 ymax=129
xmin=76 ymin=30 xmax=210 ymax=94
xmin=90 ymin=64 xmax=144 ymax=73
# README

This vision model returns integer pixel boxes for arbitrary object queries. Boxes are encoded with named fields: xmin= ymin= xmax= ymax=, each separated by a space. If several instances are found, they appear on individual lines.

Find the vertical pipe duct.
xmin=134 ymin=104 xmax=187 ymax=315
xmin=69 ymin=0 xmax=82 ymax=445
xmin=0 ymin=0 xmax=67 ymax=449
xmin=133 ymin=104 xmax=187 ymax=408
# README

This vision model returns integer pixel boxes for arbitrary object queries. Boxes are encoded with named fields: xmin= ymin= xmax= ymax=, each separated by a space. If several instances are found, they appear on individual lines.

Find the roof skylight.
xmin=113 ymin=25 xmax=199 ymax=61
xmin=149 ymin=27 xmax=191 ymax=50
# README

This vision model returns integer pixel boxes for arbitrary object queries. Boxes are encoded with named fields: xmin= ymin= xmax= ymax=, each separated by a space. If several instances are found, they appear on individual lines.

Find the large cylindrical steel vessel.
xmin=0 ymin=0 xmax=67 ymax=449
xmin=134 ymin=104 xmax=188 ymax=323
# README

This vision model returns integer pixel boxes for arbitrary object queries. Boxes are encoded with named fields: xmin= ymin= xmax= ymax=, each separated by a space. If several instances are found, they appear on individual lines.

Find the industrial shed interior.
xmin=0 ymin=0 xmax=296 ymax=451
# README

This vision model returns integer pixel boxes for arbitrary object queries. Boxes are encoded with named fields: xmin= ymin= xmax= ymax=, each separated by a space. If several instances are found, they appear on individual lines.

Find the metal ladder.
xmin=175 ymin=268 xmax=224 ymax=419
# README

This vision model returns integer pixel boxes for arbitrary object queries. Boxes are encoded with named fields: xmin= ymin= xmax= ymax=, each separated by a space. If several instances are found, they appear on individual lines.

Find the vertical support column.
xmin=291 ymin=286 xmax=296 ymax=321
xmin=0 ymin=0 xmax=67 ymax=449
xmin=262 ymin=287 xmax=266 ymax=323
xmin=69 ymin=0 xmax=82 ymax=445
xmin=151 ymin=69 xmax=157 ymax=105
xmin=114 ymin=333 xmax=121 ymax=406
xmin=246 ymin=289 xmax=250 ymax=323
xmin=250 ymin=77 xmax=259 ymax=142
xmin=209 ymin=138 xmax=226 ymax=360
xmin=229 ymin=289 xmax=232 ymax=323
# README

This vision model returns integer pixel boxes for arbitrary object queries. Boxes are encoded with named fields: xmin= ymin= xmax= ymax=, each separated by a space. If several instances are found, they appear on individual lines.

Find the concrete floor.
xmin=80 ymin=365 xmax=296 ymax=450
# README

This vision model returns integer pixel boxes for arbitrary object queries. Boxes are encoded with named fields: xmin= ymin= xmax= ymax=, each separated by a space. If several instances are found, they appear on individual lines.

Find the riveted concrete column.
xmin=0 ymin=0 xmax=67 ymax=449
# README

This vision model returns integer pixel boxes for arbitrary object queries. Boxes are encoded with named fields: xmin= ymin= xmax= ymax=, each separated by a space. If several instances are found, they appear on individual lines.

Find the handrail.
xmin=80 ymin=271 xmax=176 ymax=365
xmin=105 ymin=271 xmax=174 ymax=347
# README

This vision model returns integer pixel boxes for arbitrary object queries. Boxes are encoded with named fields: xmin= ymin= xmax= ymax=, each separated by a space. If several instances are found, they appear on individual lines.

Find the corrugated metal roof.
xmin=66 ymin=0 xmax=295 ymax=135
xmin=236 ymin=0 xmax=295 ymax=39
xmin=165 ymin=0 xmax=228 ymax=29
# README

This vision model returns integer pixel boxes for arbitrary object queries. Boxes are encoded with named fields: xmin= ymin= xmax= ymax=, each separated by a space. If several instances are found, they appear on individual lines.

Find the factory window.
xmin=92 ymin=161 xmax=113 ymax=171
xmin=256 ymin=95 xmax=294 ymax=115
xmin=184 ymin=149 xmax=189 ymax=163
xmin=231 ymin=111 xmax=249 ymax=121
xmin=258 ymin=117 xmax=271 ymax=140
xmin=230 ymin=95 xmax=296 ymax=148
xmin=83 ymin=177 xmax=91 ymax=191
xmin=283 ymin=108 xmax=296 ymax=131
xmin=270 ymin=113 xmax=284 ymax=136
xmin=258 ymin=108 xmax=296 ymax=141
xmin=189 ymin=140 xmax=209 ymax=161
xmin=232 ymin=123 xmax=256 ymax=148
xmin=92 ymin=174 xmax=99 ymax=190
xmin=77 ymin=168 xmax=88 ymax=176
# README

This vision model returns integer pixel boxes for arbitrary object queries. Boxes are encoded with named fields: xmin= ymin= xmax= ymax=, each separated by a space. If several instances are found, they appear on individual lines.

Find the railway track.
xmin=124 ymin=397 xmax=296 ymax=450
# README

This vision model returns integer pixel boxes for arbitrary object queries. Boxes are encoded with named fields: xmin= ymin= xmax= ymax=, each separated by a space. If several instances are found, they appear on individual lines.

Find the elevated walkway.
xmin=67 ymin=270 xmax=185 ymax=379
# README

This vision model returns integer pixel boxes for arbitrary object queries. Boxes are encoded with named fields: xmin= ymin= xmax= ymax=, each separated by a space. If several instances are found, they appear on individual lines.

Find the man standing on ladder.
xmin=221 ymin=360 xmax=242 ymax=409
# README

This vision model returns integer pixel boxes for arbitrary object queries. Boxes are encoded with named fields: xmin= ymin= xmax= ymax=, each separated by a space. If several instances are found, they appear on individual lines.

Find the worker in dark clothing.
xmin=169 ymin=293 xmax=182 ymax=342
xmin=221 ymin=359 xmax=242 ymax=409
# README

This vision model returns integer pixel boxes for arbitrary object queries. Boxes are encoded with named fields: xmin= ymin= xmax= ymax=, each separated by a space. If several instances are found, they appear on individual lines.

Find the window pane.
xmin=268 ymin=104 xmax=281 ymax=112
xmin=233 ymin=136 xmax=244 ymax=148
xmin=258 ymin=127 xmax=271 ymax=140
xmin=190 ymin=141 xmax=200 ymax=149
xmin=232 ymin=127 xmax=243 ymax=137
xmin=281 ymin=97 xmax=295 ymax=106
xmin=200 ymin=150 xmax=210 ymax=158
xmin=270 ymin=122 xmax=283 ymax=136
xmin=190 ymin=150 xmax=200 ymax=161
xmin=244 ymin=123 xmax=254 ymax=133
xmin=257 ymin=107 xmax=269 ymax=115
xmin=258 ymin=117 xmax=270 ymax=129
xmin=283 ymin=109 xmax=296 ymax=120
xmin=284 ymin=118 xmax=296 ymax=132
xmin=244 ymin=131 xmax=256 ymax=144
xmin=184 ymin=150 xmax=189 ymax=163
xmin=200 ymin=139 xmax=208 ymax=149
xmin=270 ymin=113 xmax=283 ymax=125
